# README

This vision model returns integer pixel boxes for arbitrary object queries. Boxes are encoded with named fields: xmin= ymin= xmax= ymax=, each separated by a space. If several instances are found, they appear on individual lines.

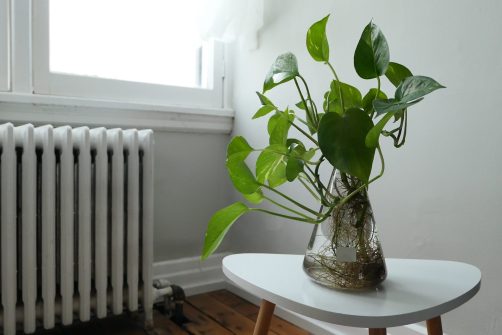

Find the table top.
xmin=222 ymin=253 xmax=481 ymax=328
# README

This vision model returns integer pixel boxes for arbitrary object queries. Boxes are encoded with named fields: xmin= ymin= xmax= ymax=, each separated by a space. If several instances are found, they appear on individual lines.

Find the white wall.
xmin=229 ymin=1 xmax=502 ymax=334
xmin=153 ymin=131 xmax=232 ymax=261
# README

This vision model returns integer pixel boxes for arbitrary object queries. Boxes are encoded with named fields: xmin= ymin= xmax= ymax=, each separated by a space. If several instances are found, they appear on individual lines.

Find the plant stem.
xmin=298 ymin=175 xmax=321 ymax=201
xmin=298 ymin=75 xmax=318 ymax=123
xmin=288 ymin=120 xmax=319 ymax=145
xmin=261 ymin=183 xmax=320 ymax=216
xmin=293 ymin=77 xmax=315 ymax=126
xmin=263 ymin=195 xmax=312 ymax=219
xmin=251 ymin=208 xmax=317 ymax=223
xmin=337 ymin=145 xmax=385 ymax=207
xmin=326 ymin=61 xmax=345 ymax=112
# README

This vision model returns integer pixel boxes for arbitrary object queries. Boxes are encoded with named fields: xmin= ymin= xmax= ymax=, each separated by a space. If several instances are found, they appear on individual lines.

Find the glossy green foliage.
xmin=396 ymin=76 xmax=445 ymax=102
xmin=227 ymin=136 xmax=253 ymax=160
xmin=318 ymin=109 xmax=375 ymax=181
xmin=256 ymin=144 xmax=288 ymax=187
xmin=253 ymin=105 xmax=276 ymax=119
xmin=362 ymin=88 xmax=387 ymax=114
xmin=306 ymin=15 xmax=330 ymax=62
xmin=202 ymin=202 xmax=249 ymax=260
xmin=385 ymin=62 xmax=412 ymax=87
xmin=324 ymin=80 xmax=362 ymax=115
xmin=374 ymin=76 xmax=444 ymax=115
xmin=365 ymin=112 xmax=395 ymax=148
xmin=226 ymin=155 xmax=260 ymax=195
xmin=256 ymin=91 xmax=275 ymax=106
xmin=269 ymin=109 xmax=293 ymax=145
xmin=354 ymin=22 xmax=389 ymax=79
xmin=203 ymin=13 xmax=445 ymax=260
xmin=263 ymin=53 xmax=299 ymax=92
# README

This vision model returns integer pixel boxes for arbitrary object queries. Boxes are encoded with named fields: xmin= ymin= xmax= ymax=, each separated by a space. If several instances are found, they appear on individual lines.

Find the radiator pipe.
xmin=153 ymin=279 xmax=187 ymax=326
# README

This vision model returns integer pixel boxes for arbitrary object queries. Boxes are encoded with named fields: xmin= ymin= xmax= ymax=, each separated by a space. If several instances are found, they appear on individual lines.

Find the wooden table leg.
xmin=426 ymin=316 xmax=443 ymax=335
xmin=369 ymin=329 xmax=387 ymax=335
xmin=253 ymin=299 xmax=276 ymax=335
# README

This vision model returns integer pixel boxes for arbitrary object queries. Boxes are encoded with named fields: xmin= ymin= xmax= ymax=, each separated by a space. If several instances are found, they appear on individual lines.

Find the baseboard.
xmin=153 ymin=253 xmax=439 ymax=335
xmin=153 ymin=252 xmax=229 ymax=297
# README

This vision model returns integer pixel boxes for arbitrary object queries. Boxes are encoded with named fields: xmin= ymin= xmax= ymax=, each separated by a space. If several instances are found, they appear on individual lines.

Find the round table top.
xmin=222 ymin=253 xmax=481 ymax=328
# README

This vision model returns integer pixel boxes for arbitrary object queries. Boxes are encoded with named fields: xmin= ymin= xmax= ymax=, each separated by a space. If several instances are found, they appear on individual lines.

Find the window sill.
xmin=0 ymin=92 xmax=234 ymax=134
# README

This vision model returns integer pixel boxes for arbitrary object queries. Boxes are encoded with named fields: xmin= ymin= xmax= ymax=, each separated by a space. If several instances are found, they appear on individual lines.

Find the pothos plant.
xmin=201 ymin=15 xmax=444 ymax=260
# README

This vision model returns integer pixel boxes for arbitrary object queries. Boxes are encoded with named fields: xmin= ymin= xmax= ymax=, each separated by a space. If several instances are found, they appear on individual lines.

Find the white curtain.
xmin=198 ymin=0 xmax=264 ymax=50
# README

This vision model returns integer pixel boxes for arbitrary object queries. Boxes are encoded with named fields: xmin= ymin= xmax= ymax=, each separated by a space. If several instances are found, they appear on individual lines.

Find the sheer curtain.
xmin=198 ymin=0 xmax=264 ymax=49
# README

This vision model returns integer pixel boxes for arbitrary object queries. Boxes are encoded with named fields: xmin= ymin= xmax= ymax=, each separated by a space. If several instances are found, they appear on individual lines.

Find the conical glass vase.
xmin=303 ymin=170 xmax=387 ymax=289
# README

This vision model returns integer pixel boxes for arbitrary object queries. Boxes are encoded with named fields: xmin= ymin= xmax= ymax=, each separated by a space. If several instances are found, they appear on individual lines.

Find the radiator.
xmin=0 ymin=123 xmax=154 ymax=334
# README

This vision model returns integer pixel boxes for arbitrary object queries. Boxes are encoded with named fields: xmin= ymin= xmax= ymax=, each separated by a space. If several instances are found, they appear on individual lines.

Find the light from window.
xmin=50 ymin=0 xmax=208 ymax=89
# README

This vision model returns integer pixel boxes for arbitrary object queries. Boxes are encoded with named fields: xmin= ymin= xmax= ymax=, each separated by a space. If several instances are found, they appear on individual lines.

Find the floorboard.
xmin=33 ymin=290 xmax=309 ymax=335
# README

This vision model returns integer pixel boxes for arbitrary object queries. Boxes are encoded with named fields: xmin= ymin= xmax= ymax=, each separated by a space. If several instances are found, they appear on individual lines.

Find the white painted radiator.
xmin=0 ymin=123 xmax=154 ymax=334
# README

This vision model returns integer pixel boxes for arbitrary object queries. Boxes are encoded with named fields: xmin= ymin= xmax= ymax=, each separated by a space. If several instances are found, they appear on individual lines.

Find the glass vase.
xmin=303 ymin=170 xmax=387 ymax=289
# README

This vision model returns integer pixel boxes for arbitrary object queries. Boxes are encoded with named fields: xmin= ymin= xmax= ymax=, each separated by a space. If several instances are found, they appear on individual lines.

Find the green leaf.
xmin=324 ymin=80 xmax=362 ymax=115
xmin=286 ymin=138 xmax=305 ymax=151
xmin=269 ymin=110 xmax=293 ymax=145
xmin=243 ymin=189 xmax=264 ymax=204
xmin=252 ymin=105 xmax=276 ymax=119
xmin=373 ymin=98 xmax=423 ymax=116
xmin=256 ymin=92 xmax=275 ymax=106
xmin=362 ymin=88 xmax=388 ymax=114
xmin=263 ymin=53 xmax=299 ymax=92
xmin=365 ymin=112 xmax=395 ymax=148
xmin=385 ymin=62 xmax=412 ymax=87
xmin=395 ymin=76 xmax=445 ymax=103
xmin=202 ymin=202 xmax=249 ymax=260
xmin=256 ymin=144 xmax=288 ymax=186
xmin=354 ymin=22 xmax=390 ymax=79
xmin=227 ymin=136 xmax=253 ymax=160
xmin=286 ymin=157 xmax=304 ymax=182
xmin=306 ymin=15 xmax=330 ymax=62
xmin=267 ymin=113 xmax=281 ymax=135
xmin=226 ymin=155 xmax=260 ymax=194
xmin=318 ymin=108 xmax=376 ymax=182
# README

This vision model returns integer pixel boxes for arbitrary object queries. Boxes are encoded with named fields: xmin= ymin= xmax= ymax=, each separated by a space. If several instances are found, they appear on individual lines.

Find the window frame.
xmin=32 ymin=0 xmax=225 ymax=108
xmin=0 ymin=0 xmax=9 ymax=91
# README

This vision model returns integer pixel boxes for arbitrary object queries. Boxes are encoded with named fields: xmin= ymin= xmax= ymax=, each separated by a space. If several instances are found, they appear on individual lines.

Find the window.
xmin=0 ymin=0 xmax=9 ymax=91
xmin=32 ymin=0 xmax=224 ymax=108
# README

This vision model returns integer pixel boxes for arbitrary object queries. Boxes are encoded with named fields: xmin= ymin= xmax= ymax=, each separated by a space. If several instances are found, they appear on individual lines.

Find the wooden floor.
xmin=39 ymin=290 xmax=310 ymax=335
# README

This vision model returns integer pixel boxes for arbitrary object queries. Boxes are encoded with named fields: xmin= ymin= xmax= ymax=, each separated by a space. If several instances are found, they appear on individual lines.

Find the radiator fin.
xmin=0 ymin=123 xmax=154 ymax=334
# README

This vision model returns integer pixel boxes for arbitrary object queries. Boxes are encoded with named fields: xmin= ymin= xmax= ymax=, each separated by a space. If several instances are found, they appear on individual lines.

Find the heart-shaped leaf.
xmin=318 ymin=108 xmax=375 ymax=182
xmin=365 ymin=112 xmax=395 ymax=148
xmin=362 ymin=88 xmax=388 ymax=114
xmin=202 ymin=202 xmax=249 ymax=260
xmin=324 ymin=80 xmax=363 ymax=115
xmin=227 ymin=136 xmax=253 ymax=160
xmin=354 ymin=22 xmax=390 ymax=79
xmin=395 ymin=76 xmax=445 ymax=102
xmin=226 ymin=156 xmax=260 ymax=194
xmin=373 ymin=98 xmax=423 ymax=116
xmin=269 ymin=110 xmax=293 ymax=145
xmin=306 ymin=15 xmax=330 ymax=62
xmin=256 ymin=144 xmax=288 ymax=186
xmin=263 ymin=53 xmax=299 ymax=92
xmin=385 ymin=62 xmax=412 ymax=87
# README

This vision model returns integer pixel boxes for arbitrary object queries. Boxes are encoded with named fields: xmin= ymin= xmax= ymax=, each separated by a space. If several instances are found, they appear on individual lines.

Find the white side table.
xmin=223 ymin=254 xmax=481 ymax=335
